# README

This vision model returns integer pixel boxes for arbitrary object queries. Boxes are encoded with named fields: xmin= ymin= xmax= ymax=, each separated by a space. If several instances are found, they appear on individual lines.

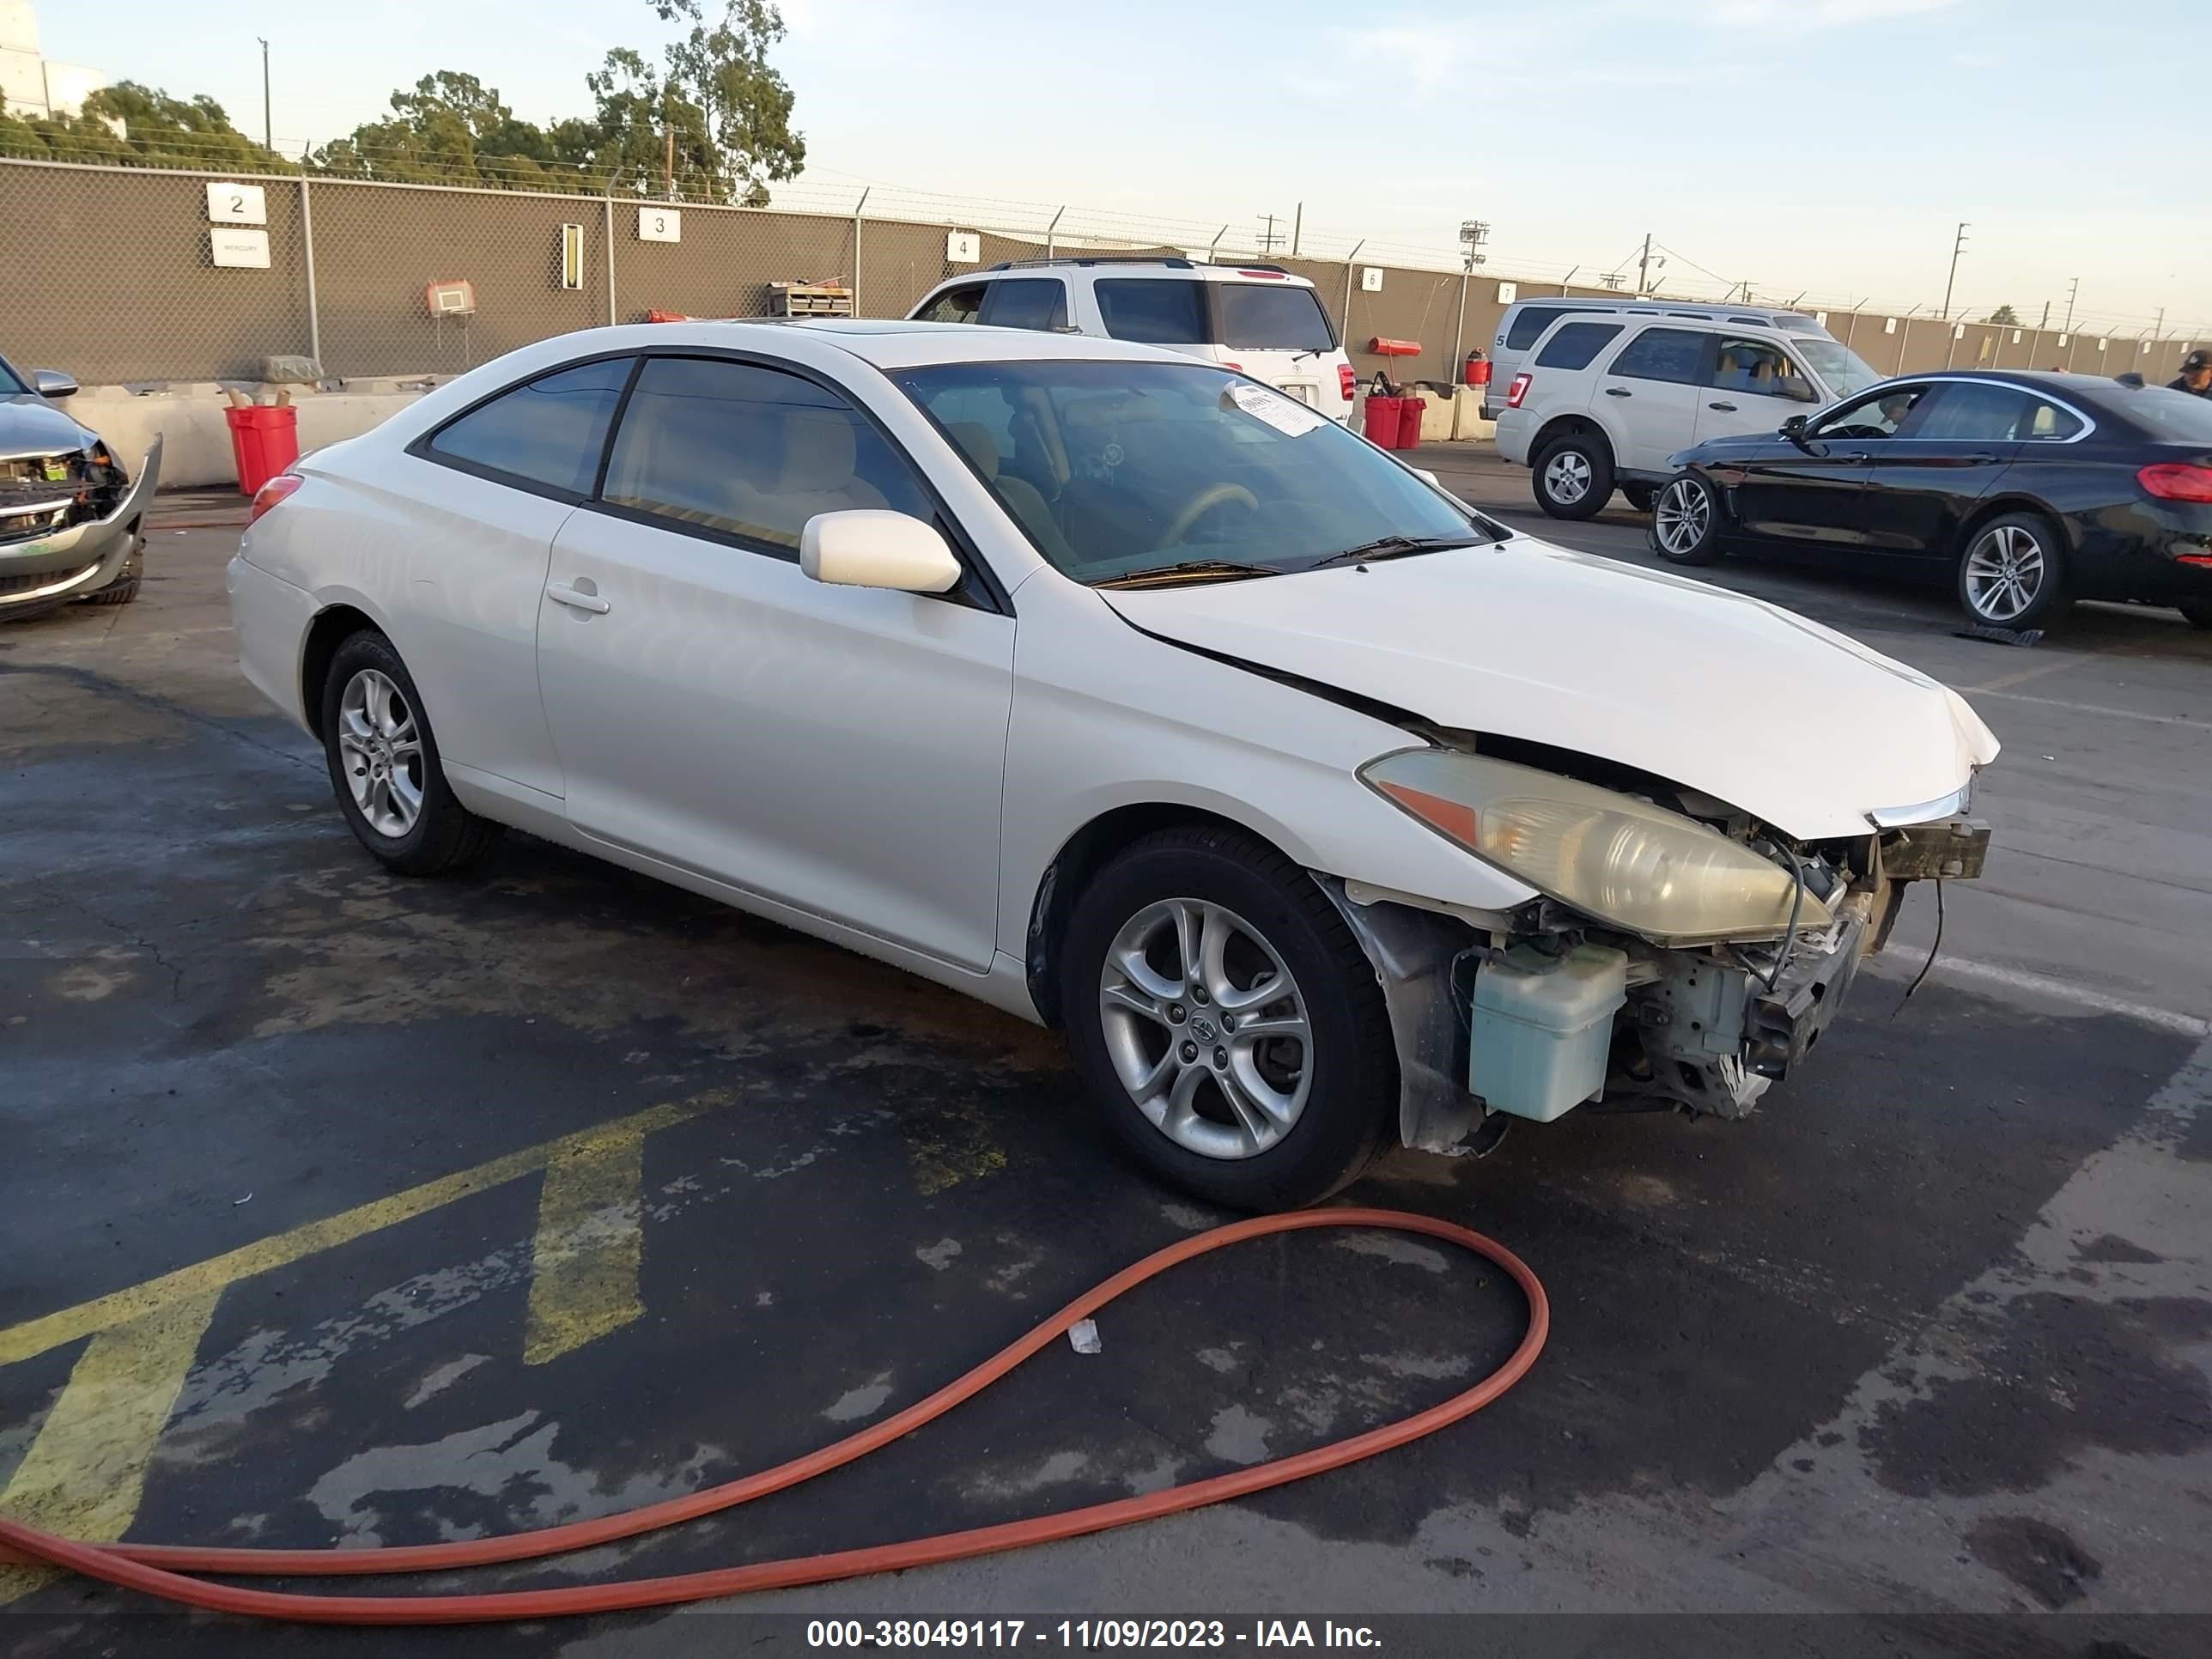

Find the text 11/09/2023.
xmin=806 ymin=1620 xmax=1383 ymax=1648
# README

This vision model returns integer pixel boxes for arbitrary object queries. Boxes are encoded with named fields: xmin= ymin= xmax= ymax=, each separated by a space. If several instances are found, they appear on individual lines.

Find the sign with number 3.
xmin=639 ymin=208 xmax=682 ymax=243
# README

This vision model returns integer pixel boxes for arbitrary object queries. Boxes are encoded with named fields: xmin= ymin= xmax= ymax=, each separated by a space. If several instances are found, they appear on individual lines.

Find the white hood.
xmin=1103 ymin=534 xmax=1999 ymax=841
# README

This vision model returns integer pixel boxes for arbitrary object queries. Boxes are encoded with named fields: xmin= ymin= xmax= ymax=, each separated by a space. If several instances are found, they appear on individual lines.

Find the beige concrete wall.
xmin=66 ymin=383 xmax=431 ymax=489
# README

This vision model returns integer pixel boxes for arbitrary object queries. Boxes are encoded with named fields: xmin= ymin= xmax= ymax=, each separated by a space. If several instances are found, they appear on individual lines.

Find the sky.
xmin=35 ymin=0 xmax=2212 ymax=333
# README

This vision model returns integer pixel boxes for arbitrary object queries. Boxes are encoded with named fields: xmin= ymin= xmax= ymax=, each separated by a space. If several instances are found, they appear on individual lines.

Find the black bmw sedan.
xmin=1650 ymin=370 xmax=2212 ymax=631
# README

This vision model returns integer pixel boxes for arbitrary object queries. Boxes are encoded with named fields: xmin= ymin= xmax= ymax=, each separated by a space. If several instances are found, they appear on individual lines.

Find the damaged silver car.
xmin=1 ymin=355 xmax=161 ymax=621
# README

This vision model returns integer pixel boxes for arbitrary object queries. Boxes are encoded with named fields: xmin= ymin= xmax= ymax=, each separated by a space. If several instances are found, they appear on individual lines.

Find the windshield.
xmin=1213 ymin=283 xmax=1336 ymax=352
xmin=1795 ymin=338 xmax=1881 ymax=398
xmin=2117 ymin=385 xmax=2212 ymax=442
xmin=0 ymin=356 xmax=28 ymax=395
xmin=894 ymin=361 xmax=1492 ymax=584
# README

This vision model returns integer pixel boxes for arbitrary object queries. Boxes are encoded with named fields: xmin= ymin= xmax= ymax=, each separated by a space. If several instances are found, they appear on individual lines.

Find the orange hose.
xmin=0 ymin=1206 xmax=1546 ymax=1626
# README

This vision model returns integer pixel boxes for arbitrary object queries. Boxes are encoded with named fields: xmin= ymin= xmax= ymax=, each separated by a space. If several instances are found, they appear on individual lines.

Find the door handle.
xmin=546 ymin=582 xmax=610 ymax=615
xmin=1604 ymin=386 xmax=1632 ymax=398
xmin=1706 ymin=401 xmax=1738 ymax=412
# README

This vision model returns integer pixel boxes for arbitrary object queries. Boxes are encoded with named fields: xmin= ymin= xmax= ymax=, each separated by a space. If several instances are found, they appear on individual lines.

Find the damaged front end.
xmin=1326 ymin=747 xmax=1990 ymax=1155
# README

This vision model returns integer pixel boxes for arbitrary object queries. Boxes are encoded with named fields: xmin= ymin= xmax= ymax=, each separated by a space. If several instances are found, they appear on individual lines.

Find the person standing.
xmin=2169 ymin=349 xmax=2212 ymax=397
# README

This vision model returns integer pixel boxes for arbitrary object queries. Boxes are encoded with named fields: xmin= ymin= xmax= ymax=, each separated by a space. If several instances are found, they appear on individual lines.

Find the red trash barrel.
xmin=225 ymin=404 xmax=300 ymax=496
xmin=1464 ymin=354 xmax=1492 ymax=387
xmin=1397 ymin=395 xmax=1425 ymax=450
xmin=1362 ymin=394 xmax=1406 ymax=448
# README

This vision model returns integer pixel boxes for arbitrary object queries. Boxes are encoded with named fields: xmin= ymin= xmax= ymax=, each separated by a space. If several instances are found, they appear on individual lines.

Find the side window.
xmin=1711 ymin=337 xmax=1820 ymax=401
xmin=1606 ymin=326 xmax=1707 ymax=385
xmin=1095 ymin=279 xmax=1206 ymax=344
xmin=599 ymin=357 xmax=935 ymax=554
xmin=978 ymin=279 xmax=1068 ymax=332
xmin=1534 ymin=321 xmax=1624 ymax=370
xmin=915 ymin=283 xmax=988 ymax=325
xmin=1913 ymin=383 xmax=2039 ymax=442
xmin=424 ymin=357 xmax=633 ymax=495
xmin=2026 ymin=399 xmax=2085 ymax=441
xmin=1814 ymin=385 xmax=1930 ymax=439
xmin=1504 ymin=307 xmax=1567 ymax=350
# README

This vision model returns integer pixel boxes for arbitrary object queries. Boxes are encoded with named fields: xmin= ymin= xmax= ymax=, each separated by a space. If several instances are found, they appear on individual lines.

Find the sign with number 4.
xmin=207 ymin=182 xmax=267 ymax=225
xmin=638 ymin=208 xmax=681 ymax=243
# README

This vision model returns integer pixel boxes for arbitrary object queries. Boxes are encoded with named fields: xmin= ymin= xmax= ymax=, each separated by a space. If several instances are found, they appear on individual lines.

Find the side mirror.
xmin=1781 ymin=413 xmax=1814 ymax=449
xmin=32 ymin=369 xmax=78 ymax=399
xmin=801 ymin=510 xmax=963 ymax=594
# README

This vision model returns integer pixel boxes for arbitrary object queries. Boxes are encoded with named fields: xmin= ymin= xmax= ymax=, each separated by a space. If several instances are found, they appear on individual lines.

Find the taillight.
xmin=247 ymin=472 xmax=303 ymax=525
xmin=1506 ymin=373 xmax=1533 ymax=410
xmin=1233 ymin=269 xmax=1286 ymax=279
xmin=1338 ymin=363 xmax=1358 ymax=402
xmin=2138 ymin=462 xmax=2212 ymax=503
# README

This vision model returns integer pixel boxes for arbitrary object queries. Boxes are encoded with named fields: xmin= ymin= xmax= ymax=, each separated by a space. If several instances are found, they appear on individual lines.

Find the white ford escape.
xmin=908 ymin=258 xmax=1358 ymax=425
xmin=229 ymin=319 xmax=1996 ymax=1211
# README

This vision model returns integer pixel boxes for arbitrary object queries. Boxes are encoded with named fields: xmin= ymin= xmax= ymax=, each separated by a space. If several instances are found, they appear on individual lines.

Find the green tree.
xmin=310 ymin=71 xmax=566 ymax=187
xmin=0 ymin=82 xmax=290 ymax=171
xmin=1986 ymin=303 xmax=2020 ymax=325
xmin=650 ymin=0 xmax=805 ymax=204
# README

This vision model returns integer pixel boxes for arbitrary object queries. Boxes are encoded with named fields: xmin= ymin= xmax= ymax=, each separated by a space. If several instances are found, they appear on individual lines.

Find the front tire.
xmin=1532 ymin=429 xmax=1614 ymax=521
xmin=319 ymin=630 xmax=502 ymax=876
xmin=1650 ymin=472 xmax=1726 ymax=565
xmin=1958 ymin=511 xmax=2069 ymax=631
xmin=1061 ymin=826 xmax=1399 ymax=1212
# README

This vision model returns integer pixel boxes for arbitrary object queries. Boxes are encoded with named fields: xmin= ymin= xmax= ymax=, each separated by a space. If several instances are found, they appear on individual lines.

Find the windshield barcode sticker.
xmin=1224 ymin=380 xmax=1329 ymax=438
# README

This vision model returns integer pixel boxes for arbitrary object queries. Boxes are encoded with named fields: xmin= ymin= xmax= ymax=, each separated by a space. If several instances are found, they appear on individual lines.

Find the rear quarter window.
xmin=1504 ymin=307 xmax=1568 ymax=350
xmin=424 ymin=357 xmax=633 ymax=496
xmin=1096 ymin=279 xmax=1207 ymax=344
xmin=1214 ymin=283 xmax=1335 ymax=350
xmin=1534 ymin=322 xmax=1624 ymax=371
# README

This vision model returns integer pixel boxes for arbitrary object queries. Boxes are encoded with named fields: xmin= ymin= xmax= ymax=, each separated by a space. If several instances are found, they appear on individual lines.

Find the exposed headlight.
xmin=1360 ymin=748 xmax=1832 ymax=946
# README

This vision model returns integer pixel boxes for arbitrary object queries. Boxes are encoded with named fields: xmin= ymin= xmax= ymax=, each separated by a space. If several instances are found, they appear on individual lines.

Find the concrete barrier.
xmin=1449 ymin=386 xmax=1496 ymax=443
xmin=1413 ymin=389 xmax=1456 ymax=444
xmin=63 ymin=380 xmax=441 ymax=491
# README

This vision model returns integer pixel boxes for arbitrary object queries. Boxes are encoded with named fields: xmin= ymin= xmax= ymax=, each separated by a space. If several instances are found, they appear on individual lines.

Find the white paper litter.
xmin=1067 ymin=1317 xmax=1102 ymax=1355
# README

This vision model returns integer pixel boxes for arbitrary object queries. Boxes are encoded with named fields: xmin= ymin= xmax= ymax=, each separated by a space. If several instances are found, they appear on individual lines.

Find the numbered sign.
xmin=1494 ymin=281 xmax=1518 ymax=305
xmin=210 ymin=228 xmax=271 ymax=269
xmin=946 ymin=231 xmax=981 ymax=264
xmin=206 ymin=182 xmax=267 ymax=225
xmin=1359 ymin=267 xmax=1383 ymax=293
xmin=638 ymin=207 xmax=681 ymax=243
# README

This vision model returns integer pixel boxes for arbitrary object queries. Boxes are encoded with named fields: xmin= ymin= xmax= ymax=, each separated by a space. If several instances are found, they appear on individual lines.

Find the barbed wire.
xmin=5 ymin=124 xmax=2205 ymax=339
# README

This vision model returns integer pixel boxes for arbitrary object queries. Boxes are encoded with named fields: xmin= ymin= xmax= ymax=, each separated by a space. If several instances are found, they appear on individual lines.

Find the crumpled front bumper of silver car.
xmin=0 ymin=436 xmax=163 ymax=610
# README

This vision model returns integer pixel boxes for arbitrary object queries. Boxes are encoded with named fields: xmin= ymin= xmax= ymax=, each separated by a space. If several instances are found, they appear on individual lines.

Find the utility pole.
xmin=2038 ymin=300 xmax=2050 ymax=330
xmin=1256 ymin=214 xmax=1280 ymax=256
xmin=258 ymin=38 xmax=271 ymax=152
xmin=2063 ymin=276 xmax=2079 ymax=334
xmin=1636 ymin=232 xmax=1652 ymax=296
xmin=1941 ymin=222 xmax=1968 ymax=320
xmin=1290 ymin=202 xmax=1302 ymax=258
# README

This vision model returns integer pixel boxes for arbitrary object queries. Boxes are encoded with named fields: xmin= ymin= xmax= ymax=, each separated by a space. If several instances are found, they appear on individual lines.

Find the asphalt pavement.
xmin=2 ymin=462 xmax=2208 ymax=1656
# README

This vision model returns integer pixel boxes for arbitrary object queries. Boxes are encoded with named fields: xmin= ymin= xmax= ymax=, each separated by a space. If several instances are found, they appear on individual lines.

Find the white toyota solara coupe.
xmin=229 ymin=319 xmax=1998 ymax=1210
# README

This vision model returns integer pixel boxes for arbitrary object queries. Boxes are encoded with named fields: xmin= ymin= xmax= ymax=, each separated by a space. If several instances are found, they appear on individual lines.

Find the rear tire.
xmin=319 ymin=630 xmax=503 ymax=877
xmin=1532 ymin=429 xmax=1614 ymax=521
xmin=1649 ymin=472 xmax=1726 ymax=566
xmin=2179 ymin=599 xmax=2212 ymax=630
xmin=1620 ymin=483 xmax=1656 ymax=514
xmin=1061 ymin=826 xmax=1399 ymax=1212
xmin=1958 ymin=510 xmax=2069 ymax=631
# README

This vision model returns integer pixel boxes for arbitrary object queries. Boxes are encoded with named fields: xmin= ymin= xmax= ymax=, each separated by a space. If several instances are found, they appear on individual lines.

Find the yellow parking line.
xmin=0 ymin=1091 xmax=729 ymax=1370
xmin=1962 ymin=654 xmax=2081 ymax=695
xmin=524 ymin=1127 xmax=648 ymax=1365
xmin=0 ymin=1289 xmax=222 ymax=1603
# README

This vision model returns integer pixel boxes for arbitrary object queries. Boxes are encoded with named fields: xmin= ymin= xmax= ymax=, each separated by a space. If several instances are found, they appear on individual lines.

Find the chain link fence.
xmin=3 ymin=155 xmax=2205 ymax=392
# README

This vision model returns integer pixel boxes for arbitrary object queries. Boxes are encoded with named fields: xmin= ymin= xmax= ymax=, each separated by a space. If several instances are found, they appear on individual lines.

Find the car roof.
xmin=1870 ymin=368 xmax=2120 ymax=398
xmin=945 ymin=259 xmax=1318 ymax=289
xmin=643 ymin=317 xmax=1192 ymax=370
xmin=1509 ymin=297 xmax=1800 ymax=319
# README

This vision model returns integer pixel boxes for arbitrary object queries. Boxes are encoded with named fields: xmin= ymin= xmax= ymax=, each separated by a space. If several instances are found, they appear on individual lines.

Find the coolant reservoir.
xmin=1468 ymin=945 xmax=1629 ymax=1122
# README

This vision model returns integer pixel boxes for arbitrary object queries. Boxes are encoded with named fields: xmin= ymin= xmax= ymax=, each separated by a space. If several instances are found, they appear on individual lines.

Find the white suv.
xmin=1495 ymin=313 xmax=1881 ymax=519
xmin=908 ymin=258 xmax=1358 ymax=424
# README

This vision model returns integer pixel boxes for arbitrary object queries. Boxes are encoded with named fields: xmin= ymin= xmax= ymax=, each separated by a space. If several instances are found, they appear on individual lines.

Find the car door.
xmin=1724 ymin=382 xmax=1936 ymax=550
xmin=534 ymin=353 xmax=1016 ymax=971
xmin=401 ymin=355 xmax=634 ymax=799
xmin=1591 ymin=325 xmax=1710 ymax=475
xmin=1693 ymin=334 xmax=1824 ymax=446
xmin=1857 ymin=380 xmax=2039 ymax=555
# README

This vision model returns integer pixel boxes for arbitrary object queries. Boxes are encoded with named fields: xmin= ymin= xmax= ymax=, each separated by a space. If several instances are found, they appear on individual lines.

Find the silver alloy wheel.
xmin=1962 ymin=524 xmax=2046 ymax=623
xmin=1097 ymin=897 xmax=1312 ymax=1161
xmin=1654 ymin=478 xmax=1711 ymax=556
xmin=1542 ymin=448 xmax=1592 ymax=504
xmin=337 ymin=667 xmax=425 ymax=839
